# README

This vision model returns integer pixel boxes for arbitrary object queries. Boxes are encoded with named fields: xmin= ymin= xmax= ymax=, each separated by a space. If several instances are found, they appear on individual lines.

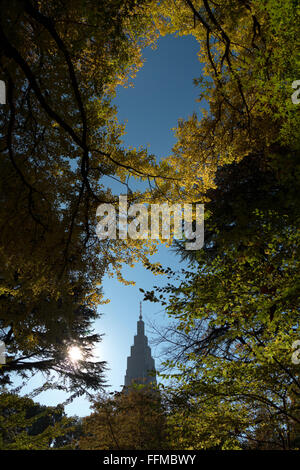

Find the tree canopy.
xmin=0 ymin=391 xmax=81 ymax=449
xmin=141 ymin=0 xmax=300 ymax=450
xmin=0 ymin=0 xmax=162 ymax=397
xmin=79 ymin=386 xmax=166 ymax=450
xmin=0 ymin=0 xmax=299 ymax=450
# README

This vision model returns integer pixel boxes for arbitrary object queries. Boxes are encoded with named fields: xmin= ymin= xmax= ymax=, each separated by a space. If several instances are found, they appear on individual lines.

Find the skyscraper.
xmin=124 ymin=303 xmax=156 ymax=387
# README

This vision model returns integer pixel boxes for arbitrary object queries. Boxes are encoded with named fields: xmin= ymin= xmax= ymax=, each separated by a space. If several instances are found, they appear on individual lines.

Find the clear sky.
xmin=19 ymin=34 xmax=203 ymax=417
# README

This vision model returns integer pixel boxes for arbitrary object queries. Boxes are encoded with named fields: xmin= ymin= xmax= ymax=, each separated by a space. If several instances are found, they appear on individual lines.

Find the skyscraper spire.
xmin=124 ymin=303 xmax=156 ymax=388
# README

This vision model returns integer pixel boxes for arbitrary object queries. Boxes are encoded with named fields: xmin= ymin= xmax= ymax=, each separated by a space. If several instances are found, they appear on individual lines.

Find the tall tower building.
xmin=124 ymin=303 xmax=156 ymax=387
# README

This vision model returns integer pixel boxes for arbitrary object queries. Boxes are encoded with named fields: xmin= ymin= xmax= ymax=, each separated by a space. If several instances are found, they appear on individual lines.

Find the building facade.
xmin=124 ymin=303 xmax=156 ymax=387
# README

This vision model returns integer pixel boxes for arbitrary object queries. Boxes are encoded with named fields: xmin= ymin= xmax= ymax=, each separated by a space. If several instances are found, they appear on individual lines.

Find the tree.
xmin=144 ymin=148 xmax=300 ymax=448
xmin=0 ymin=0 xmax=166 ymax=397
xmin=145 ymin=0 xmax=300 ymax=197
xmin=164 ymin=389 xmax=245 ymax=450
xmin=141 ymin=0 xmax=300 ymax=450
xmin=0 ymin=391 xmax=81 ymax=449
xmin=79 ymin=386 xmax=167 ymax=450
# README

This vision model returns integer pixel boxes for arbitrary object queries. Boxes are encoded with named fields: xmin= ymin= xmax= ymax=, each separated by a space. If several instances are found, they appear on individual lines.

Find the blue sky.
xmin=115 ymin=34 xmax=202 ymax=160
xmin=96 ymin=33 xmax=202 ymax=392
xmin=19 ymin=34 xmax=203 ymax=417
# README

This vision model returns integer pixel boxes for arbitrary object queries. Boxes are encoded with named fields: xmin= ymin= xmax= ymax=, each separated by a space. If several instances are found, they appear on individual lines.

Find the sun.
xmin=68 ymin=345 xmax=83 ymax=363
